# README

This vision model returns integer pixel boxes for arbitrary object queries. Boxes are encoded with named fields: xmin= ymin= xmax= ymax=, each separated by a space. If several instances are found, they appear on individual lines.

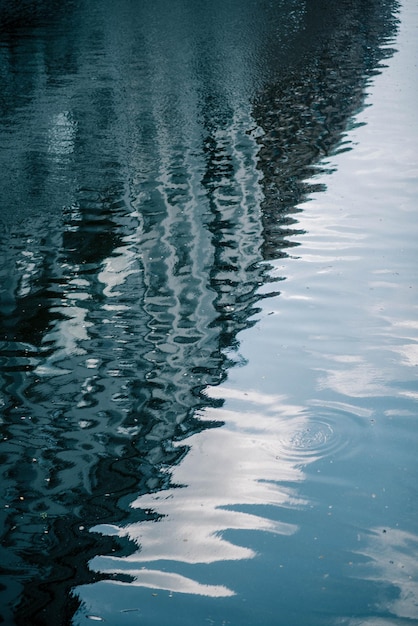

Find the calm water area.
xmin=1 ymin=0 xmax=417 ymax=624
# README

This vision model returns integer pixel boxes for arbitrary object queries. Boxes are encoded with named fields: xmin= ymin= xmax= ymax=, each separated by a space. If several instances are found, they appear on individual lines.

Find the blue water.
xmin=1 ymin=0 xmax=417 ymax=624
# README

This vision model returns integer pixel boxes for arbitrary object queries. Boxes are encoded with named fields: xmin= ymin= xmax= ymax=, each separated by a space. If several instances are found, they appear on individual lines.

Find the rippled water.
xmin=1 ymin=0 xmax=417 ymax=624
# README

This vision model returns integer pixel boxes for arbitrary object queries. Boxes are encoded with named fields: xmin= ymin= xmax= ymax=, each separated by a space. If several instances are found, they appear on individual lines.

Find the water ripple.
xmin=285 ymin=418 xmax=338 ymax=460
xmin=0 ymin=0 xmax=406 ymax=624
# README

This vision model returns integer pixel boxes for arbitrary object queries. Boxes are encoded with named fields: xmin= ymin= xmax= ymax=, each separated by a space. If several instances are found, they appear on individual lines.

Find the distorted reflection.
xmin=48 ymin=111 xmax=77 ymax=157
xmin=350 ymin=527 xmax=418 ymax=623
xmin=89 ymin=389 xmax=306 ymax=597
xmin=0 ymin=0 xmax=402 ymax=624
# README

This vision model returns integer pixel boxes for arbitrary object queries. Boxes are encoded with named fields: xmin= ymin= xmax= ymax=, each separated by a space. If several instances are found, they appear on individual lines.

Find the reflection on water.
xmin=352 ymin=527 xmax=418 ymax=623
xmin=89 ymin=388 xmax=305 ymax=598
xmin=1 ymin=0 xmax=416 ymax=624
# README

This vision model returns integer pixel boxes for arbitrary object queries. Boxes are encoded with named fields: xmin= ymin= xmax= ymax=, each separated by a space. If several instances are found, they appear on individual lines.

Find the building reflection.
xmin=0 ymin=0 xmax=398 ymax=623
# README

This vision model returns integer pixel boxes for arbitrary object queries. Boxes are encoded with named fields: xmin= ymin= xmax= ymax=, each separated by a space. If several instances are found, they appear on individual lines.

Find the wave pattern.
xmin=0 ymin=0 xmax=400 ymax=623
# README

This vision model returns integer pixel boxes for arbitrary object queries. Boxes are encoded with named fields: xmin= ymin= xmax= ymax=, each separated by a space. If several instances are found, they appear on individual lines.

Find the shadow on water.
xmin=0 ymin=0 xmax=399 ymax=623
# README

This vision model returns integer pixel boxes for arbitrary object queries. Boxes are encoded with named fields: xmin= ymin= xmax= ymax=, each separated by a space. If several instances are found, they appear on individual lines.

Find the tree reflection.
xmin=0 ymin=0 xmax=398 ymax=623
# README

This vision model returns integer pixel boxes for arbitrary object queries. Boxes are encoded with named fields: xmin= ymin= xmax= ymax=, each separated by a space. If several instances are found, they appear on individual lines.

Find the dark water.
xmin=1 ymin=0 xmax=417 ymax=624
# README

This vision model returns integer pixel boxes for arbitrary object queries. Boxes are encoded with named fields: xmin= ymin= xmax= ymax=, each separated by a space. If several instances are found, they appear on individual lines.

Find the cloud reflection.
xmin=351 ymin=527 xmax=418 ymax=622
xmin=89 ymin=387 xmax=311 ymax=595
xmin=0 ymin=0 xmax=405 ymax=622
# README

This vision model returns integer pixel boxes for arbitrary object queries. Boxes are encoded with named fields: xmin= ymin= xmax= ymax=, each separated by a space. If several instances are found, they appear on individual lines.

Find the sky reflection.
xmin=89 ymin=388 xmax=308 ymax=596
xmin=1 ymin=0 xmax=415 ymax=624
xmin=350 ymin=527 xmax=418 ymax=622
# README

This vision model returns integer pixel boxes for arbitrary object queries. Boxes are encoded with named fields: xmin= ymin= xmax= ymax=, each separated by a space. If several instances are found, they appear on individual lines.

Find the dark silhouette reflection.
xmin=0 ymin=0 xmax=398 ymax=623
xmin=254 ymin=0 xmax=399 ymax=260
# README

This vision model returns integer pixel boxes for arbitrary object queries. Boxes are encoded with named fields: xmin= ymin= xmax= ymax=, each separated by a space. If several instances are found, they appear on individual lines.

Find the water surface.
xmin=1 ymin=0 xmax=417 ymax=624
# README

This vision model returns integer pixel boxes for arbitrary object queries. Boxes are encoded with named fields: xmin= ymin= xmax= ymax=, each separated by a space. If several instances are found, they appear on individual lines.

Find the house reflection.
xmin=0 ymin=0 xmax=398 ymax=623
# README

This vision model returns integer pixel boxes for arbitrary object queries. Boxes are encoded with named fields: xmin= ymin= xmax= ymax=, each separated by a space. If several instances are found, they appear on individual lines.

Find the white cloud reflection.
xmin=317 ymin=355 xmax=388 ymax=398
xmin=90 ymin=387 xmax=312 ymax=596
xmin=89 ymin=566 xmax=236 ymax=598
xmin=350 ymin=527 xmax=418 ymax=622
